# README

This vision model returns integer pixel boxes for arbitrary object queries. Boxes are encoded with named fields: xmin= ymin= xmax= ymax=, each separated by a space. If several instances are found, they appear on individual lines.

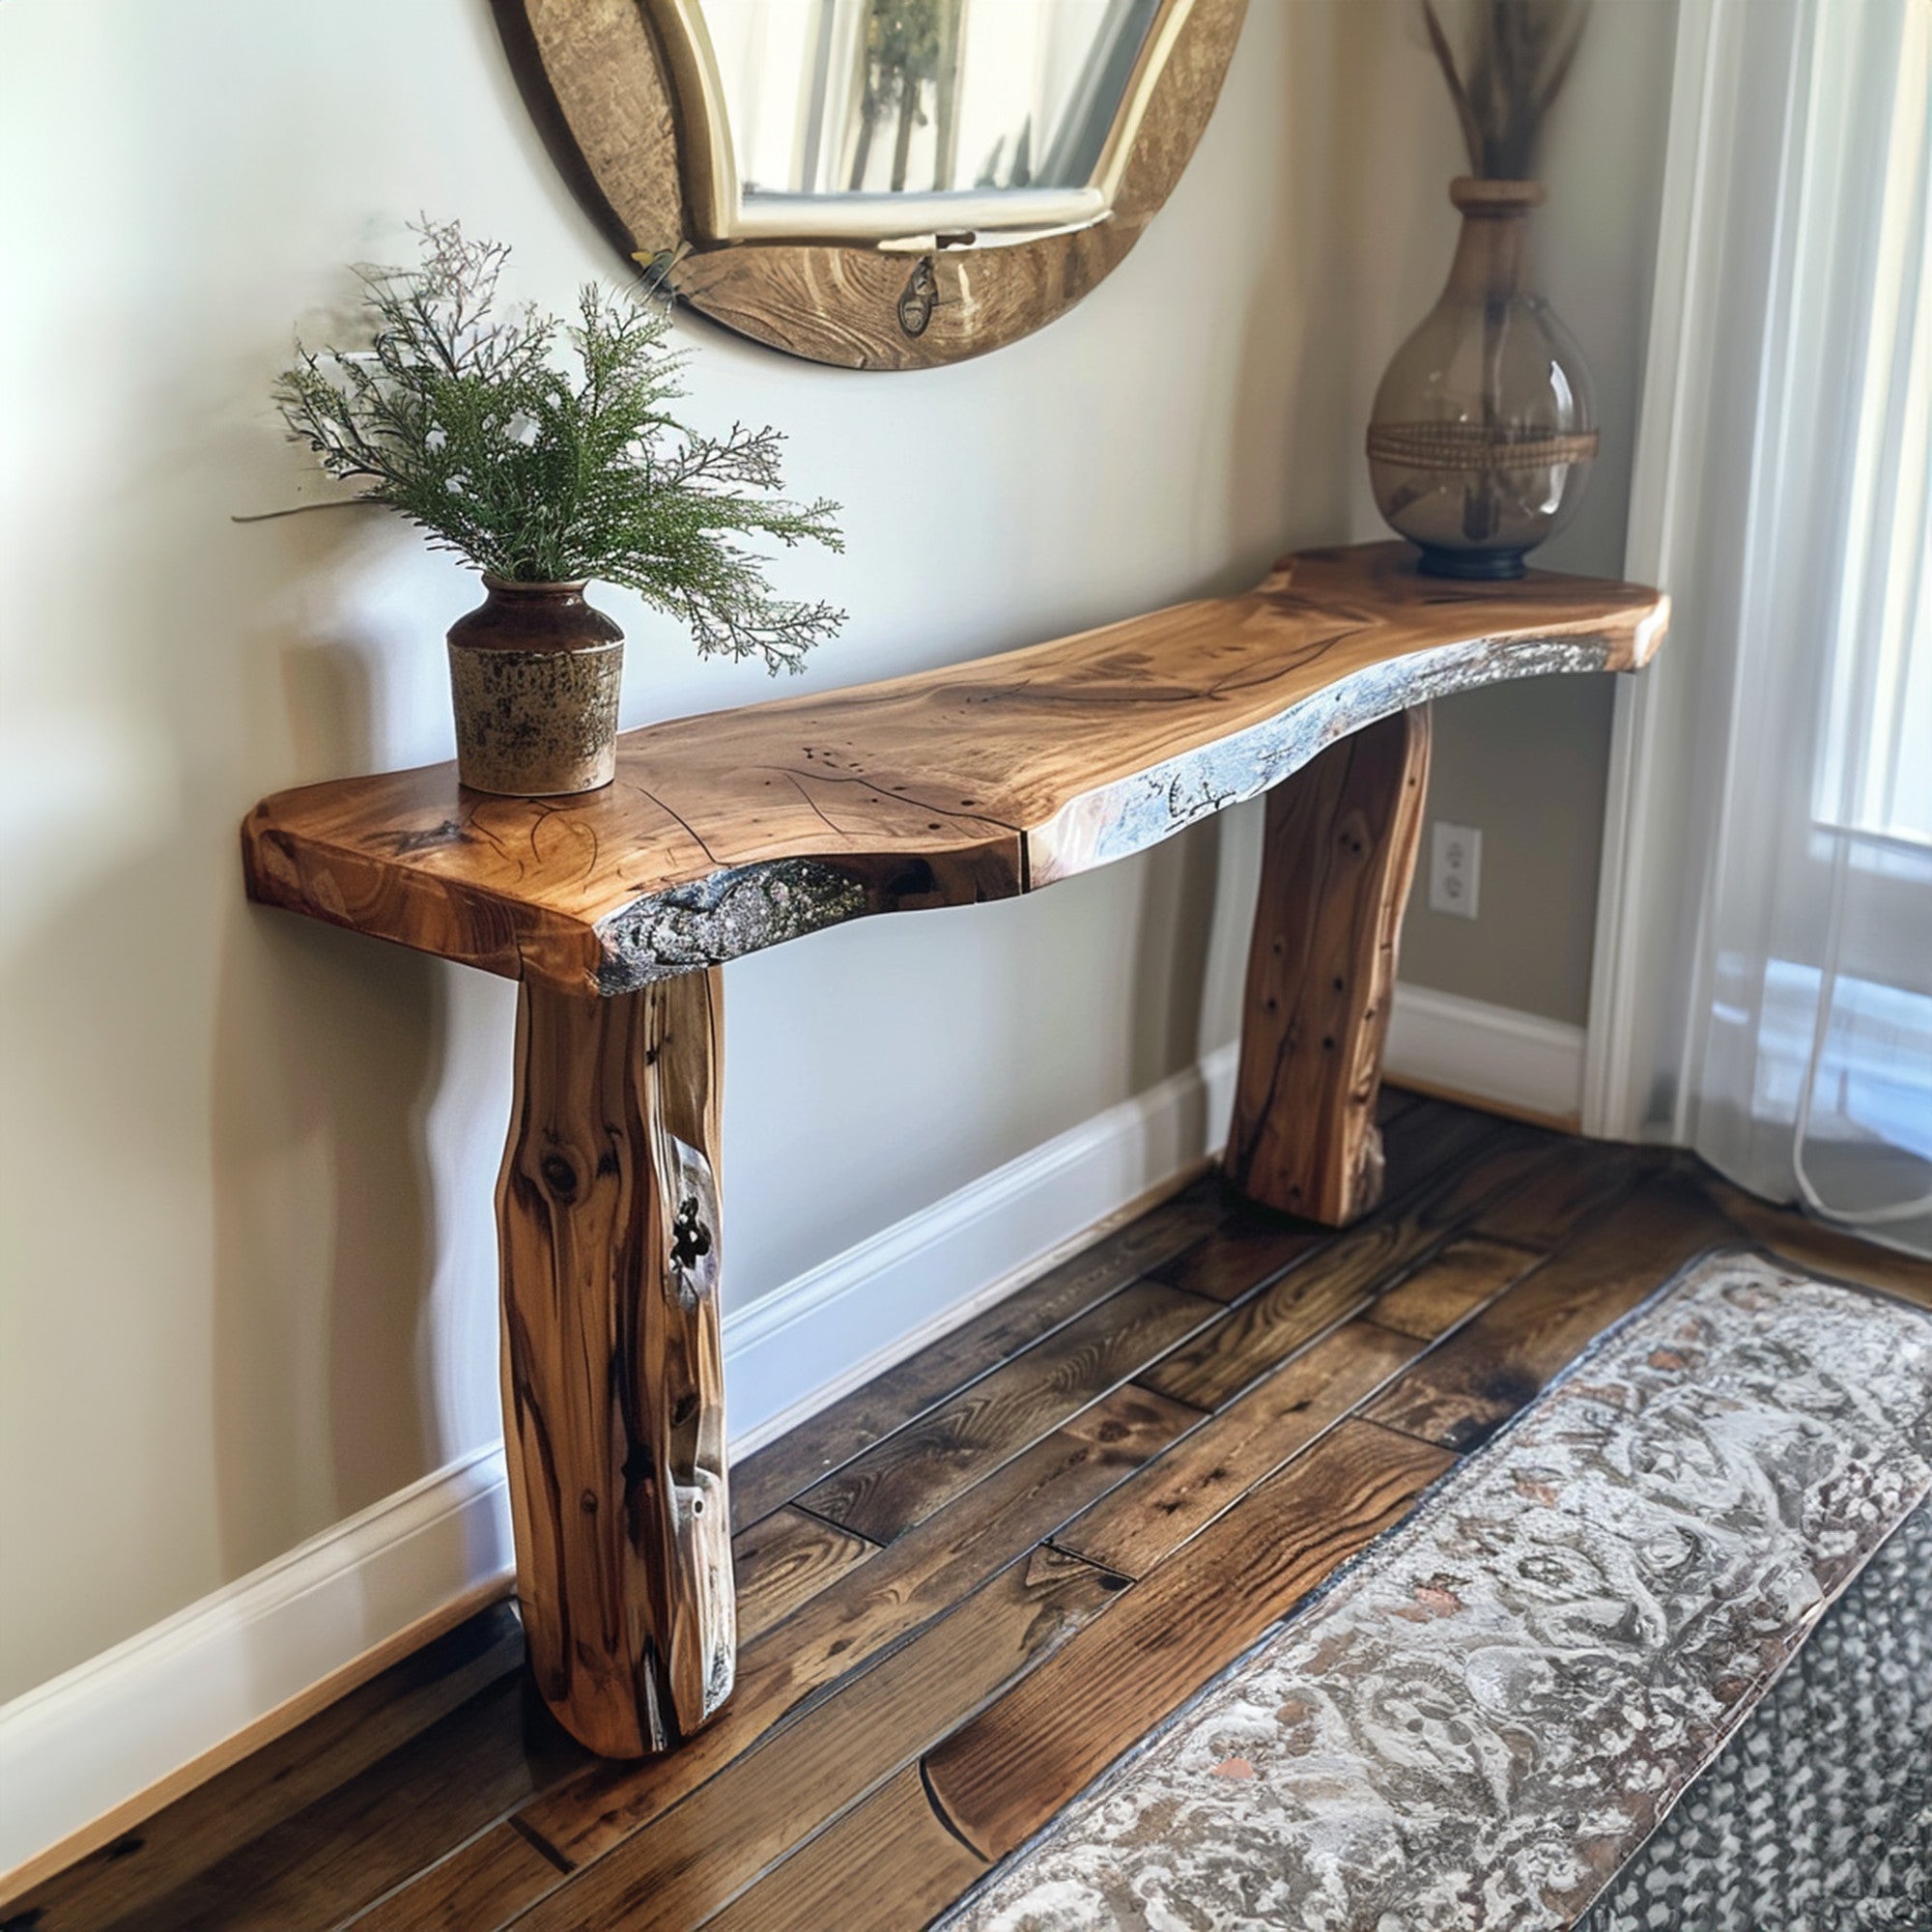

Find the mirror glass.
xmin=693 ymin=0 xmax=1167 ymax=237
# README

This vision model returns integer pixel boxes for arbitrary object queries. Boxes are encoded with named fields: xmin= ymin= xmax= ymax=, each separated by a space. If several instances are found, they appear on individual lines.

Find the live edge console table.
xmin=241 ymin=542 xmax=1667 ymax=1759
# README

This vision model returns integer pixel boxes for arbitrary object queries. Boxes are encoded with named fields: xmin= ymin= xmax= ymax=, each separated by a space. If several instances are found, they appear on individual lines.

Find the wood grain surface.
xmin=1052 ymin=1320 xmax=1427 ymax=1578
xmin=920 ymin=1419 xmax=1456 ymax=1861
xmin=1471 ymin=1137 xmax=1650 ymax=1249
xmin=728 ymin=1177 xmax=1220 ymax=1530
xmin=1360 ymin=1176 xmax=1737 ymax=1453
xmin=690 ymin=1764 xmax=984 ymax=1932
xmin=0 ymin=1606 xmax=533 ymax=1932
xmin=241 ymin=546 xmax=1667 ymax=996
xmin=345 ymin=1822 xmax=559 ymax=1932
xmin=1367 ymin=1234 xmax=1547 ymax=1340
xmin=497 ymin=970 xmax=734 ymax=1757
xmin=22 ymin=1664 xmax=582 ymax=1932
xmin=795 ymin=1282 xmax=1215 ymax=1543
xmin=1224 ymin=706 xmax=1431 ymax=1223
xmin=1146 ymin=1207 xmax=1327 ymax=1303
xmin=512 ymin=1550 xmax=1124 ymax=1928
xmin=509 ymin=1387 xmax=1193 ymax=1868
xmin=729 ymin=1506 xmax=874 ymax=1646
xmin=1135 ymin=1118 xmax=1544 ymax=1413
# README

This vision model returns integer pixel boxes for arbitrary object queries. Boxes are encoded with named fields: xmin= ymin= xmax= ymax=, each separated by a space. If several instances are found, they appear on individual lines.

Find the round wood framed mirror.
xmin=495 ymin=0 xmax=1247 ymax=369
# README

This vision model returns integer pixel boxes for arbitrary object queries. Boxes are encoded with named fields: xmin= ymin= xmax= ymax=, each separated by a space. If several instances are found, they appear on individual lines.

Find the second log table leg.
xmin=496 ymin=967 xmax=735 ymax=1757
xmin=1225 ymin=705 xmax=1432 ymax=1226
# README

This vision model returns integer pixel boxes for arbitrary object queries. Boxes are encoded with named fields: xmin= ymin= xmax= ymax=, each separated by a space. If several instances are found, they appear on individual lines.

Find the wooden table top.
xmin=242 ymin=543 xmax=1666 ymax=996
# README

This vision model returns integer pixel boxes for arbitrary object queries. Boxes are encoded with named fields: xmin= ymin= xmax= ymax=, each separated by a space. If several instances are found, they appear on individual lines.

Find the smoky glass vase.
xmin=1367 ymin=178 xmax=1598 ymax=580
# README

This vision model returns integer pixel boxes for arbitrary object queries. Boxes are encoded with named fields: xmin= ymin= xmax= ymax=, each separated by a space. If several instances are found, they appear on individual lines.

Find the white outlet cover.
xmin=1429 ymin=820 xmax=1482 ymax=920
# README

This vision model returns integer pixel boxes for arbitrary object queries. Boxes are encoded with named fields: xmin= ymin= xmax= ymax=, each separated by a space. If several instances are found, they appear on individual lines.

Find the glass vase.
xmin=1367 ymin=179 xmax=1598 ymax=580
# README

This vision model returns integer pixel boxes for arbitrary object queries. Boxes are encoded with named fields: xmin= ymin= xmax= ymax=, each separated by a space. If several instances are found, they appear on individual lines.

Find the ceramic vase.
xmin=446 ymin=579 xmax=624 ymax=796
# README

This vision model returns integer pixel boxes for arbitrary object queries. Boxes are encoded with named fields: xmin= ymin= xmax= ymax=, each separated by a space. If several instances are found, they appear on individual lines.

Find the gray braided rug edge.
xmin=1580 ymin=1496 xmax=1932 ymax=1932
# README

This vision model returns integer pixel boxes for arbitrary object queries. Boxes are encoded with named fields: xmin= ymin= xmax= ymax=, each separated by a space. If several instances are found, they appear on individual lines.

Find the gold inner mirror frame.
xmin=494 ymin=0 xmax=1247 ymax=369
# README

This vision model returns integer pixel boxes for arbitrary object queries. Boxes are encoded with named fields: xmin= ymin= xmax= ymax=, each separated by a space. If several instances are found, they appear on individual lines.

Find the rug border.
xmin=933 ymin=1241 xmax=1932 ymax=1931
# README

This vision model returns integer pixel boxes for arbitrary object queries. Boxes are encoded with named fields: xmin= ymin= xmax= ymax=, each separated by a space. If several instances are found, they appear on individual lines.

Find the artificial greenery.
xmin=273 ymin=221 xmax=844 ymax=673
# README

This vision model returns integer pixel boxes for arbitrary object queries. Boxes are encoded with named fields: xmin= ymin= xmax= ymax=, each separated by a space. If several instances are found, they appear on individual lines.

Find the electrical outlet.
xmin=1428 ymin=820 xmax=1482 ymax=920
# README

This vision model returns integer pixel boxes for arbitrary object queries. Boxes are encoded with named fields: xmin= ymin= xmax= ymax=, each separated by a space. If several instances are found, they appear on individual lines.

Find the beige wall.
xmin=1395 ymin=0 xmax=1678 ymax=1024
xmin=0 ymin=0 xmax=1675 ymax=1700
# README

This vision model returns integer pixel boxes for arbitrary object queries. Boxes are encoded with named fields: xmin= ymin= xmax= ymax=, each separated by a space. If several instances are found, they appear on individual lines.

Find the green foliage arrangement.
xmin=273 ymin=221 xmax=844 ymax=673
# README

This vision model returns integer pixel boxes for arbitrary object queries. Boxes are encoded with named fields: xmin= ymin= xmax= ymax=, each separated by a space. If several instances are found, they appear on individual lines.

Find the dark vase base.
xmin=1413 ymin=546 xmax=1529 ymax=582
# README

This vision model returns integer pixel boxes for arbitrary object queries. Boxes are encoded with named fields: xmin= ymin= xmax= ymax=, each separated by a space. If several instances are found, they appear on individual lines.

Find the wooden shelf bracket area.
xmin=241 ymin=541 xmax=1666 ymax=1758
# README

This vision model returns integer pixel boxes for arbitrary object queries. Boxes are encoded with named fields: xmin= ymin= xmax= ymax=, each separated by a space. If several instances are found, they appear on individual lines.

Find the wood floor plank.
xmin=1053 ymin=1320 xmax=1426 ymax=1578
xmin=4 ymin=1605 xmax=528 ymax=1932
xmin=1361 ymin=1175 xmax=1737 ymax=1452
xmin=511 ymin=1386 xmax=1192 ymax=1870
xmin=1172 ymin=1103 xmax=1505 ymax=1308
xmin=1134 ymin=1253 xmax=1379 ymax=1413
xmin=1149 ymin=1210 xmax=1329 ymax=1303
xmin=1367 ymin=1235 xmax=1546 ymax=1341
xmin=732 ymin=1506 xmax=875 ymax=1646
xmin=1140 ymin=1126 xmax=1566 ymax=1411
xmin=513 ymin=1550 xmax=1125 ymax=1927
xmin=344 ymin=1822 xmax=560 ymax=1931
xmin=84 ymin=1667 xmax=587 ymax=1932
xmin=728 ymin=1179 xmax=1222 ymax=1529
xmin=1470 ymin=1135 xmax=1654 ymax=1249
xmin=1692 ymin=1170 xmax=1932 ymax=1307
xmin=921 ymin=1418 xmax=1455 ymax=1862
xmin=690 ymin=1766 xmax=984 ymax=1932
xmin=1375 ymin=1095 xmax=1519 ymax=1202
xmin=796 ymin=1280 xmax=1218 ymax=1543
xmin=728 ymin=1391 xmax=1194 ymax=1730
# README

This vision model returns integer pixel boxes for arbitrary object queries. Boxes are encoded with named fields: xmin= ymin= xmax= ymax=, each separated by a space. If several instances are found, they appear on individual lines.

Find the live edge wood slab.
xmin=241 ymin=541 xmax=1666 ymax=1761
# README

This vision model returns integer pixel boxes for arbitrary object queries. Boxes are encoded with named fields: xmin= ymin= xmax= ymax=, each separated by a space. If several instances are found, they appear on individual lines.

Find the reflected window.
xmin=701 ymin=0 xmax=1163 ymax=202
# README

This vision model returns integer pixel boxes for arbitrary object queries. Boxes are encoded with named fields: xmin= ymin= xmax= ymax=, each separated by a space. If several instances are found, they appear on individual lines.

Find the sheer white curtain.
xmin=1588 ymin=0 xmax=1931 ymax=1253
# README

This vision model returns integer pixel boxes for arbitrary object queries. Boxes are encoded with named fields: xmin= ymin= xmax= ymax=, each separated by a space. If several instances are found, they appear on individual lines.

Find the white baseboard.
xmin=1 ymin=983 xmax=1568 ymax=1890
xmin=0 ymin=1444 xmax=515 ymax=1893
xmin=724 ymin=1039 xmax=1240 ymax=1456
xmin=1384 ymin=981 xmax=1587 ymax=1125
xmin=0 ymin=1041 xmax=1240 ymax=1890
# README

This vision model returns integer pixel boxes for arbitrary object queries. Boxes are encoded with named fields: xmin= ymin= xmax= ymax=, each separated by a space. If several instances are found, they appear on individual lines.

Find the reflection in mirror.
xmin=499 ymin=0 xmax=1240 ymax=365
xmin=690 ymin=0 xmax=1168 ymax=238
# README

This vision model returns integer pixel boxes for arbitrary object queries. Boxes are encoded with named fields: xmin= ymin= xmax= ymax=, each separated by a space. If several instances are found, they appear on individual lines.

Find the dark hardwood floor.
xmin=11 ymin=1091 xmax=1928 ymax=1932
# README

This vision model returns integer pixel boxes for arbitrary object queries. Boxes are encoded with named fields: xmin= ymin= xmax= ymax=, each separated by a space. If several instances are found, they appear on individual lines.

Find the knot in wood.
xmin=897 ymin=256 xmax=938 ymax=337
xmin=539 ymin=1151 xmax=579 ymax=1199
xmin=670 ymin=1196 xmax=713 ymax=1271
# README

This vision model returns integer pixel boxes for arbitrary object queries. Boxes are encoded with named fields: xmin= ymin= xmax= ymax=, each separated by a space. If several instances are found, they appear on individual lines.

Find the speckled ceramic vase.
xmin=446 ymin=579 xmax=624 ymax=796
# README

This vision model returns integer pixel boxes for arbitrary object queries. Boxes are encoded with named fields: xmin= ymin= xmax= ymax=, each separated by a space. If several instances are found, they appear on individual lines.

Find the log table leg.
xmin=496 ymin=968 xmax=735 ymax=1757
xmin=1225 ymin=707 xmax=1432 ymax=1227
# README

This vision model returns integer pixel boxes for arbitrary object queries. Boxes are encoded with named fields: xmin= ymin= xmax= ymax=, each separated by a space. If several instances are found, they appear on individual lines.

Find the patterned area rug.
xmin=938 ymin=1251 xmax=1932 ymax=1932
xmin=1580 ymin=1493 xmax=1931 ymax=1931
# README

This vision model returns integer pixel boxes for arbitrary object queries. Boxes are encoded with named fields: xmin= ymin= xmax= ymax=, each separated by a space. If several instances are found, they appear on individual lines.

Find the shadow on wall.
xmin=211 ymin=902 xmax=446 ymax=1579
xmin=1241 ymin=0 xmax=1352 ymax=553
xmin=208 ymin=512 xmax=448 ymax=1582
xmin=1238 ymin=0 xmax=1502 ymax=561
xmin=1127 ymin=820 xmax=1223 ymax=1098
